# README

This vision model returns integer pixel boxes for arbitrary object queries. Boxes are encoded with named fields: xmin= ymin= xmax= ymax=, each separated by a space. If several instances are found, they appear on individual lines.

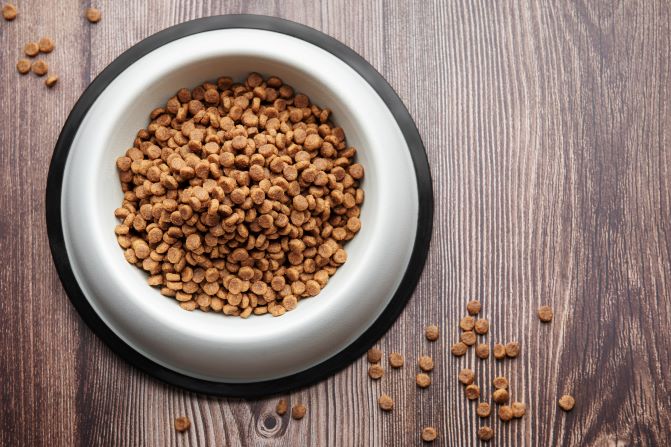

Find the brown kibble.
xmin=451 ymin=341 xmax=468 ymax=357
xmin=465 ymin=384 xmax=480 ymax=400
xmin=476 ymin=402 xmax=491 ymax=418
xmin=559 ymin=395 xmax=575 ymax=411
xmin=367 ymin=347 xmax=382 ymax=363
xmin=174 ymin=416 xmax=190 ymax=432
xmin=45 ymin=75 xmax=58 ymax=88
xmin=492 ymin=388 xmax=510 ymax=404
xmin=538 ymin=305 xmax=554 ymax=322
xmin=2 ymin=3 xmax=17 ymax=20
xmin=466 ymin=299 xmax=481 ymax=315
xmin=388 ymin=352 xmax=404 ymax=368
xmin=425 ymin=324 xmax=439 ymax=341
xmin=421 ymin=426 xmax=437 ymax=442
xmin=460 ymin=330 xmax=476 ymax=346
xmin=418 ymin=355 xmax=434 ymax=372
xmin=38 ymin=37 xmax=55 ymax=53
xmin=16 ymin=59 xmax=30 ymax=74
xmin=493 ymin=376 xmax=508 ymax=389
xmin=86 ymin=7 xmax=102 ymax=23
xmin=474 ymin=319 xmax=489 ymax=335
xmin=458 ymin=368 xmax=474 ymax=385
xmin=459 ymin=316 xmax=475 ymax=331
xmin=505 ymin=341 xmax=520 ymax=358
xmin=512 ymin=401 xmax=526 ymax=418
xmin=499 ymin=405 xmax=513 ymax=422
xmin=478 ymin=426 xmax=494 ymax=441
xmin=291 ymin=403 xmax=306 ymax=420
xmin=416 ymin=373 xmax=431 ymax=388
xmin=368 ymin=364 xmax=384 ymax=380
xmin=24 ymin=42 xmax=39 ymax=57
xmin=475 ymin=343 xmax=489 ymax=359
xmin=378 ymin=394 xmax=394 ymax=411
xmin=493 ymin=343 xmax=506 ymax=360
xmin=31 ymin=59 xmax=48 ymax=76
xmin=276 ymin=399 xmax=288 ymax=416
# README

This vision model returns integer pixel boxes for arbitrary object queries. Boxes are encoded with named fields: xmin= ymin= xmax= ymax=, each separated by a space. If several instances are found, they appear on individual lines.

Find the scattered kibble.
xmin=418 ymin=355 xmax=434 ymax=372
xmin=465 ymin=384 xmax=480 ymax=400
xmin=498 ymin=405 xmax=513 ymax=422
xmin=493 ymin=343 xmax=506 ymax=360
xmin=466 ymin=299 xmax=481 ymax=315
xmin=458 ymin=368 xmax=475 ymax=385
xmin=24 ymin=42 xmax=39 ymax=57
xmin=476 ymin=402 xmax=491 ymax=418
xmin=368 ymin=364 xmax=384 ymax=380
xmin=538 ymin=305 xmax=553 ymax=322
xmin=511 ymin=401 xmax=526 ymax=418
xmin=16 ymin=59 xmax=31 ymax=74
xmin=451 ymin=341 xmax=468 ymax=357
xmin=505 ymin=341 xmax=520 ymax=358
xmin=45 ymin=75 xmax=58 ymax=88
xmin=478 ymin=426 xmax=494 ymax=441
xmin=416 ymin=373 xmax=431 ymax=388
xmin=388 ymin=352 xmax=404 ymax=368
xmin=378 ymin=394 xmax=394 ymax=411
xmin=559 ymin=395 xmax=575 ymax=411
xmin=459 ymin=316 xmax=475 ymax=331
xmin=86 ymin=7 xmax=101 ymax=23
xmin=275 ymin=399 xmax=288 ymax=416
xmin=492 ymin=376 xmax=508 ymax=389
xmin=421 ymin=426 xmax=437 ymax=442
xmin=474 ymin=318 xmax=489 ymax=335
xmin=2 ymin=3 xmax=17 ymax=20
xmin=38 ymin=36 xmax=55 ymax=53
xmin=291 ymin=403 xmax=307 ymax=420
xmin=31 ymin=59 xmax=48 ymax=76
xmin=425 ymin=324 xmax=439 ymax=341
xmin=460 ymin=330 xmax=476 ymax=346
xmin=492 ymin=388 xmax=510 ymax=404
xmin=174 ymin=416 xmax=191 ymax=432
xmin=475 ymin=343 xmax=489 ymax=359
xmin=367 ymin=348 xmax=382 ymax=363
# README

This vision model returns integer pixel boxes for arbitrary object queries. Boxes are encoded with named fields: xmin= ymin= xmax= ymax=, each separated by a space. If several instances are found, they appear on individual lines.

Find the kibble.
xmin=378 ymin=394 xmax=394 ymax=411
xmin=493 ymin=343 xmax=506 ymax=360
xmin=458 ymin=368 xmax=475 ymax=385
xmin=416 ymin=373 xmax=431 ymax=388
xmin=115 ymin=74 xmax=364 ymax=317
xmin=418 ymin=355 xmax=434 ymax=372
xmin=466 ymin=299 xmax=481 ymax=315
xmin=86 ymin=7 xmax=101 ymax=23
xmin=24 ymin=42 xmax=39 ymax=57
xmin=45 ymin=75 xmax=58 ymax=88
xmin=2 ymin=3 xmax=17 ymax=20
xmin=275 ymin=399 xmax=288 ymax=416
xmin=474 ymin=318 xmax=489 ymax=335
xmin=368 ymin=364 xmax=384 ymax=380
xmin=492 ymin=388 xmax=510 ymax=404
xmin=498 ymin=405 xmax=513 ymax=422
xmin=174 ymin=416 xmax=191 ymax=432
xmin=388 ymin=352 xmax=404 ymax=368
xmin=559 ymin=394 xmax=575 ymax=411
xmin=38 ymin=36 xmax=55 ymax=53
xmin=475 ymin=343 xmax=489 ymax=359
xmin=505 ymin=341 xmax=520 ymax=358
xmin=538 ymin=305 xmax=553 ymax=322
xmin=425 ymin=324 xmax=439 ymax=341
xmin=492 ymin=376 xmax=508 ymax=389
xmin=367 ymin=348 xmax=382 ymax=363
xmin=421 ymin=426 xmax=437 ymax=442
xmin=460 ymin=330 xmax=476 ymax=346
xmin=16 ymin=59 xmax=31 ymax=74
xmin=31 ymin=59 xmax=48 ymax=76
xmin=451 ymin=341 xmax=468 ymax=357
xmin=476 ymin=402 xmax=491 ymax=418
xmin=478 ymin=426 xmax=494 ymax=441
xmin=291 ymin=403 xmax=307 ymax=420
xmin=465 ymin=384 xmax=480 ymax=400
xmin=459 ymin=316 xmax=475 ymax=331
xmin=511 ymin=401 xmax=526 ymax=418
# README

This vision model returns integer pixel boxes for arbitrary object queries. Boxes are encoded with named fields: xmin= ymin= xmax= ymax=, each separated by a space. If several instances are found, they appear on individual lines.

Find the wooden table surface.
xmin=2 ymin=1 xmax=670 ymax=446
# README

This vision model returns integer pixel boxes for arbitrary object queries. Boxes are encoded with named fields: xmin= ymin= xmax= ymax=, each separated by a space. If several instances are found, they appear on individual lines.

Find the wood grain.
xmin=1 ymin=0 xmax=670 ymax=445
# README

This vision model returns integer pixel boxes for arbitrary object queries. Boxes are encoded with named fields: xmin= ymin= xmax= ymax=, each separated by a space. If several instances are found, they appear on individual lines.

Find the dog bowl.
xmin=46 ymin=15 xmax=433 ymax=397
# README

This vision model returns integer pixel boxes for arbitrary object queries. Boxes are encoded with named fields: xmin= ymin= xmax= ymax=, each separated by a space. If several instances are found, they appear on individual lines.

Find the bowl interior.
xmin=61 ymin=28 xmax=418 ymax=382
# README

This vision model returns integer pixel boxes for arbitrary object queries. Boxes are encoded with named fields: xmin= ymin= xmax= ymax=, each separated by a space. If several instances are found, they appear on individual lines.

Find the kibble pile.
xmin=114 ymin=73 xmax=364 ymax=317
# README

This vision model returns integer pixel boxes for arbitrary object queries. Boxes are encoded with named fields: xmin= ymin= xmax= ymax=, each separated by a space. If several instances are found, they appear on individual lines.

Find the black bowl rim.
xmin=45 ymin=14 xmax=434 ymax=398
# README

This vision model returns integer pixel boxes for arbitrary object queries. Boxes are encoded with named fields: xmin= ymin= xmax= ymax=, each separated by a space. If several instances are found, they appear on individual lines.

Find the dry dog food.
xmin=505 ymin=341 xmax=520 ymax=358
xmin=291 ymin=403 xmax=306 ymax=420
xmin=174 ymin=416 xmax=191 ymax=432
xmin=378 ymin=394 xmax=394 ymax=411
xmin=31 ymin=59 xmax=48 ymax=76
xmin=478 ymin=426 xmax=494 ymax=441
xmin=538 ymin=305 xmax=553 ymax=322
xmin=2 ymin=3 xmax=17 ymax=20
xmin=388 ymin=352 xmax=404 ymax=368
xmin=558 ymin=394 xmax=575 ymax=411
xmin=492 ymin=388 xmax=509 ymax=404
xmin=421 ymin=426 xmax=437 ymax=442
xmin=492 ymin=376 xmax=508 ymax=389
xmin=460 ymin=330 xmax=476 ymax=346
xmin=475 ymin=343 xmax=489 ymax=359
xmin=450 ymin=341 xmax=467 ymax=357
xmin=498 ymin=405 xmax=513 ymax=422
xmin=493 ymin=343 xmax=506 ymax=360
xmin=425 ymin=324 xmax=439 ymax=341
xmin=45 ymin=75 xmax=58 ymax=88
xmin=368 ymin=364 xmax=384 ymax=380
xmin=465 ymin=384 xmax=480 ymax=400
xmin=511 ymin=401 xmax=526 ymax=418
xmin=114 ymin=73 xmax=364 ymax=317
xmin=275 ymin=399 xmax=288 ymax=416
xmin=16 ymin=59 xmax=31 ymax=74
xmin=38 ymin=36 xmax=55 ymax=53
xmin=476 ymin=402 xmax=491 ymax=418
xmin=418 ymin=355 xmax=434 ymax=372
xmin=367 ymin=348 xmax=382 ymax=363
xmin=86 ymin=7 xmax=101 ymax=23
xmin=459 ymin=316 xmax=475 ymax=331
xmin=458 ymin=368 xmax=474 ymax=385
xmin=416 ymin=373 xmax=431 ymax=388
xmin=474 ymin=318 xmax=489 ymax=335
xmin=466 ymin=299 xmax=481 ymax=315
xmin=24 ymin=42 xmax=39 ymax=57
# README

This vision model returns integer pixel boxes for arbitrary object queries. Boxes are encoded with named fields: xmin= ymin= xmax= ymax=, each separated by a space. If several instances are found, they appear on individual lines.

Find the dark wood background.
xmin=1 ymin=1 xmax=670 ymax=445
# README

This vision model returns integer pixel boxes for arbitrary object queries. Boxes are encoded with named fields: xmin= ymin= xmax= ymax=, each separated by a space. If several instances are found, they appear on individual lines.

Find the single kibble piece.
xmin=538 ymin=305 xmax=553 ymax=322
xmin=459 ymin=315 xmax=475 ymax=331
xmin=368 ymin=364 xmax=384 ymax=380
xmin=466 ymin=299 xmax=481 ymax=315
xmin=478 ymin=426 xmax=494 ymax=442
xmin=416 ymin=373 xmax=431 ymax=388
xmin=174 ymin=416 xmax=191 ymax=432
xmin=559 ymin=395 xmax=575 ymax=411
xmin=458 ymin=368 xmax=475 ymax=385
xmin=24 ymin=42 xmax=39 ymax=57
xmin=493 ymin=343 xmax=506 ymax=360
xmin=476 ymin=402 xmax=491 ymax=418
xmin=45 ymin=75 xmax=58 ymax=88
xmin=38 ymin=36 xmax=55 ymax=53
xmin=451 ymin=342 xmax=468 ymax=357
xmin=474 ymin=319 xmax=489 ymax=335
xmin=493 ymin=376 xmax=509 ymax=389
xmin=388 ymin=352 xmax=404 ymax=368
xmin=2 ymin=3 xmax=17 ymax=20
xmin=378 ymin=394 xmax=394 ymax=411
xmin=421 ymin=426 xmax=437 ymax=442
xmin=499 ymin=405 xmax=513 ymax=422
xmin=16 ymin=59 xmax=31 ymax=74
xmin=505 ymin=341 xmax=520 ymax=358
xmin=465 ymin=384 xmax=480 ymax=400
xmin=460 ymin=330 xmax=476 ymax=346
xmin=275 ymin=399 xmax=288 ymax=416
xmin=492 ymin=388 xmax=510 ymax=404
xmin=425 ymin=324 xmax=439 ymax=341
xmin=86 ymin=7 xmax=102 ymax=23
xmin=512 ymin=401 xmax=526 ymax=418
xmin=291 ymin=403 xmax=307 ymax=420
xmin=418 ymin=355 xmax=434 ymax=372
xmin=31 ymin=59 xmax=48 ymax=76
xmin=367 ymin=348 xmax=382 ymax=363
xmin=475 ymin=343 xmax=489 ymax=359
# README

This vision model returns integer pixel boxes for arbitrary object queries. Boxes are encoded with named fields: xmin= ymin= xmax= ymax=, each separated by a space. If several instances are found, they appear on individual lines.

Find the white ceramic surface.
xmin=61 ymin=28 xmax=418 ymax=382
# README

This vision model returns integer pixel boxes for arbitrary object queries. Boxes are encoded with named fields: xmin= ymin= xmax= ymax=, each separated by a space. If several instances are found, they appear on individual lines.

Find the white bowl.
xmin=47 ymin=16 xmax=432 ymax=396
